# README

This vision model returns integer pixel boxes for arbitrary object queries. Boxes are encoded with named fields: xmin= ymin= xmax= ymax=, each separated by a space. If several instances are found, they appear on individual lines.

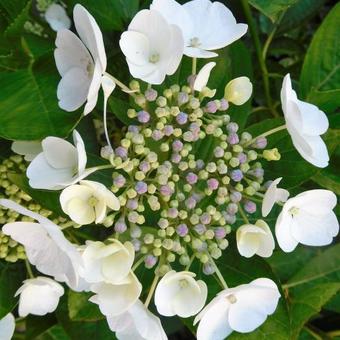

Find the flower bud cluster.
xmin=103 ymin=80 xmax=279 ymax=274
xmin=0 ymin=155 xmax=77 ymax=262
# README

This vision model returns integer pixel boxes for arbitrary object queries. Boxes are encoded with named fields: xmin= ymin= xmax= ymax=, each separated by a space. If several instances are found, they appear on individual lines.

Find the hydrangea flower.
xmin=236 ymin=220 xmax=275 ymax=258
xmin=275 ymin=189 xmax=339 ymax=252
xmin=80 ymin=240 xmax=135 ymax=284
xmin=281 ymin=74 xmax=329 ymax=168
xmin=27 ymin=130 xmax=95 ymax=190
xmin=155 ymin=270 xmax=207 ymax=317
xmin=60 ymin=180 xmax=120 ymax=224
xmin=194 ymin=278 xmax=280 ymax=339
xmin=151 ymin=0 xmax=248 ymax=58
xmin=15 ymin=277 xmax=64 ymax=317
xmin=11 ymin=140 xmax=42 ymax=161
xmin=55 ymin=4 xmax=107 ymax=114
xmin=119 ymin=9 xmax=184 ymax=84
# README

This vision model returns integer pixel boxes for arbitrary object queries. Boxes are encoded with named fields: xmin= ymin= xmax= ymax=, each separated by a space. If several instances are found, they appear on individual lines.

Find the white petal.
xmin=236 ymin=225 xmax=262 ymax=258
xmin=42 ymin=136 xmax=77 ymax=169
xmin=89 ymin=272 xmax=142 ymax=317
xmin=291 ymin=211 xmax=338 ymax=246
xmin=84 ymin=61 xmax=102 ymax=115
xmin=196 ymin=296 xmax=232 ymax=340
xmin=73 ymin=4 xmax=106 ymax=71
xmin=119 ymin=31 xmax=150 ymax=66
xmin=54 ymin=29 xmax=92 ymax=76
xmin=11 ymin=140 xmax=42 ymax=161
xmin=60 ymin=184 xmax=93 ymax=214
xmin=16 ymin=277 xmax=64 ymax=317
xmin=194 ymin=62 xmax=216 ymax=91
xmin=73 ymin=130 xmax=87 ymax=175
xmin=0 ymin=313 xmax=15 ymax=340
xmin=184 ymin=46 xmax=218 ymax=58
xmin=275 ymin=210 xmax=299 ymax=252
xmin=262 ymin=178 xmax=289 ymax=217
xmin=45 ymin=4 xmax=71 ymax=32
xmin=57 ymin=67 xmax=91 ymax=111
xmin=296 ymin=99 xmax=329 ymax=136
xmin=165 ymin=24 xmax=184 ymax=76
xmin=0 ymin=199 xmax=82 ymax=289
xmin=27 ymin=153 xmax=73 ymax=190
xmin=255 ymin=220 xmax=275 ymax=258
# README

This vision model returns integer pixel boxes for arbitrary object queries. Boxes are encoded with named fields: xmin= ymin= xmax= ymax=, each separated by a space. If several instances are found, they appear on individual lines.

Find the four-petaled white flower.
xmin=155 ymin=270 xmax=207 ymax=318
xmin=193 ymin=62 xmax=216 ymax=91
xmin=224 ymin=76 xmax=253 ymax=105
xmin=11 ymin=140 xmax=42 ymax=161
xmin=0 ymin=313 xmax=15 ymax=340
xmin=107 ymin=300 xmax=168 ymax=340
xmin=281 ymin=74 xmax=329 ymax=168
xmin=151 ymin=0 xmax=247 ymax=58
xmin=194 ymin=278 xmax=280 ymax=340
xmin=262 ymin=177 xmax=290 ymax=217
xmin=45 ymin=4 xmax=71 ymax=32
xmin=55 ymin=4 xmax=107 ymax=114
xmin=89 ymin=272 xmax=142 ymax=317
xmin=236 ymin=220 xmax=275 ymax=258
xmin=15 ymin=277 xmax=64 ymax=317
xmin=27 ymin=130 xmax=95 ymax=190
xmin=80 ymin=240 xmax=134 ymax=284
xmin=60 ymin=180 xmax=120 ymax=225
xmin=275 ymin=189 xmax=339 ymax=252
xmin=0 ymin=199 xmax=83 ymax=290
xmin=119 ymin=9 xmax=184 ymax=84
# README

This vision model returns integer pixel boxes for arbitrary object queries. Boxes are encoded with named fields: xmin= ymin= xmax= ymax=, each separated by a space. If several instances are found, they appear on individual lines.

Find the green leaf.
xmin=278 ymin=0 xmax=325 ymax=33
xmin=300 ymin=3 xmax=340 ymax=108
xmin=285 ymin=243 xmax=340 ymax=289
xmin=68 ymin=291 xmax=104 ymax=322
xmin=34 ymin=324 xmax=71 ymax=340
xmin=0 ymin=261 xmax=26 ymax=318
xmin=289 ymin=283 xmax=340 ymax=338
xmin=0 ymin=36 xmax=81 ymax=140
xmin=249 ymin=0 xmax=299 ymax=22
xmin=68 ymin=0 xmax=138 ymax=31
xmin=0 ymin=0 xmax=31 ymax=37
xmin=312 ymin=168 xmax=340 ymax=195
xmin=56 ymin=296 xmax=115 ymax=339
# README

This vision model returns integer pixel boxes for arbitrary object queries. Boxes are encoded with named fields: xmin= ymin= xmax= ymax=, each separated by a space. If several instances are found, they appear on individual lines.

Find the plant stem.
xmin=25 ymin=259 xmax=34 ymax=279
xmin=144 ymin=273 xmax=160 ymax=308
xmin=238 ymin=203 xmax=250 ymax=224
xmin=244 ymin=124 xmax=287 ymax=147
xmin=208 ymin=254 xmax=228 ymax=289
xmin=185 ymin=254 xmax=196 ymax=271
xmin=240 ymin=0 xmax=278 ymax=118
xmin=132 ymin=256 xmax=145 ymax=271
xmin=104 ymin=73 xmax=136 ymax=97
xmin=192 ymin=57 xmax=197 ymax=75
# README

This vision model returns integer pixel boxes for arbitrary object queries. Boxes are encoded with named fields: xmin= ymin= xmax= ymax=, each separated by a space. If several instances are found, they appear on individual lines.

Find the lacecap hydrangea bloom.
xmin=1 ymin=1 xmax=338 ymax=340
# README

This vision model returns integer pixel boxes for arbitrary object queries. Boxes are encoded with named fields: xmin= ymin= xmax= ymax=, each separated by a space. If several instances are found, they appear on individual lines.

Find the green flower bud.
xmin=127 ymin=109 xmax=137 ymax=118
xmin=229 ymin=157 xmax=240 ymax=168
xmin=263 ymin=148 xmax=281 ymax=161
xmin=153 ymin=248 xmax=162 ymax=257
xmin=179 ymin=254 xmax=190 ymax=266
xmin=167 ymin=253 xmax=176 ymax=262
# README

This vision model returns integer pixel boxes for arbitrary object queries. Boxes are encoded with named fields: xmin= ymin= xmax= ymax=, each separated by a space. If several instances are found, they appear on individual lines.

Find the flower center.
xmin=289 ymin=206 xmax=300 ymax=216
xmin=226 ymin=294 xmax=237 ymax=304
xmin=87 ymin=61 xmax=94 ymax=77
xmin=189 ymin=37 xmax=201 ymax=48
xmin=88 ymin=196 xmax=98 ymax=207
xmin=179 ymin=279 xmax=189 ymax=288
xmin=149 ymin=53 xmax=160 ymax=64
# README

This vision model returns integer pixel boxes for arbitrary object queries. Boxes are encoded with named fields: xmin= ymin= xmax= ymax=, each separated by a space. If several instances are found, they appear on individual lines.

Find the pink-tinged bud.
xmin=185 ymin=197 xmax=197 ymax=209
xmin=126 ymin=199 xmax=138 ymax=210
xmin=115 ymin=146 xmax=127 ymax=159
xmin=205 ymin=101 xmax=218 ymax=113
xmin=219 ymin=98 xmax=229 ymax=111
xmin=214 ymin=227 xmax=227 ymax=239
xmin=152 ymin=130 xmax=164 ymax=141
xmin=231 ymin=169 xmax=243 ymax=182
xmin=114 ymin=219 xmax=127 ymax=233
xmin=163 ymin=125 xmax=174 ymax=136
xmin=238 ymin=152 xmax=247 ymax=164
xmin=145 ymin=88 xmax=158 ymax=101
xmin=137 ymin=110 xmax=150 ymax=123
xmin=145 ymin=255 xmax=157 ymax=268
xmin=186 ymin=172 xmax=198 ymax=185
xmin=230 ymin=191 xmax=242 ymax=203
xmin=207 ymin=178 xmax=219 ymax=190
xmin=200 ymin=213 xmax=211 ymax=225
xmin=176 ymin=223 xmax=188 ymax=236
xmin=253 ymin=136 xmax=267 ymax=149
xmin=227 ymin=133 xmax=239 ymax=145
xmin=172 ymin=140 xmax=183 ymax=152
xmin=113 ymin=175 xmax=126 ymax=188
xmin=194 ymin=224 xmax=206 ymax=235
xmin=176 ymin=112 xmax=188 ymax=125
xmin=135 ymin=181 xmax=148 ymax=194
xmin=244 ymin=200 xmax=257 ymax=213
